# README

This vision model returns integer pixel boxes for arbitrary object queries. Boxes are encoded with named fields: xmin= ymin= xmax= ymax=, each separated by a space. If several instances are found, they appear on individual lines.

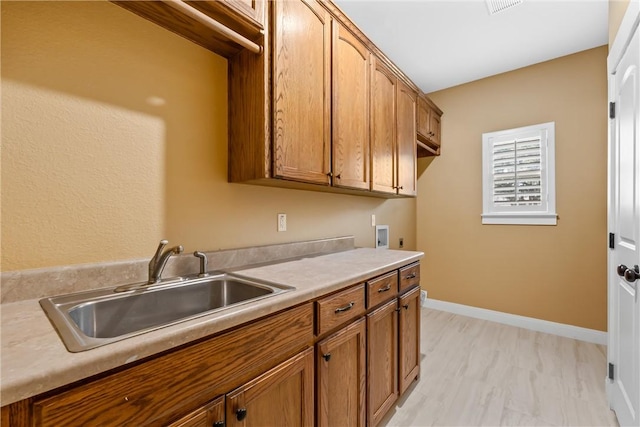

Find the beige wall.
xmin=1 ymin=1 xmax=416 ymax=272
xmin=609 ymin=0 xmax=631 ymax=46
xmin=418 ymin=46 xmax=608 ymax=331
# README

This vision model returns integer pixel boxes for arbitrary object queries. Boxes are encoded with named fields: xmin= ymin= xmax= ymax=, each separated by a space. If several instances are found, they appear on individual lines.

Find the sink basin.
xmin=40 ymin=274 xmax=292 ymax=352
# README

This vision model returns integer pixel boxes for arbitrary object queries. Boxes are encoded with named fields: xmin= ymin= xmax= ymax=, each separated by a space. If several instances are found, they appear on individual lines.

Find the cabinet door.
xmin=367 ymin=299 xmax=398 ymax=427
xmin=428 ymin=108 xmax=442 ymax=147
xmin=226 ymin=347 xmax=314 ymax=427
xmin=273 ymin=0 xmax=331 ymax=184
xmin=398 ymin=286 xmax=421 ymax=395
xmin=416 ymin=97 xmax=430 ymax=139
xmin=396 ymin=81 xmax=417 ymax=196
xmin=317 ymin=318 xmax=366 ymax=427
xmin=168 ymin=396 xmax=225 ymax=427
xmin=332 ymin=23 xmax=370 ymax=190
xmin=370 ymin=57 xmax=397 ymax=194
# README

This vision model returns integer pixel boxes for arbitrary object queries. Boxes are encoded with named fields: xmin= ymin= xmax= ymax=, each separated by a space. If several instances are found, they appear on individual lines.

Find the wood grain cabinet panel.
xmin=226 ymin=348 xmax=314 ymax=427
xmin=317 ymin=318 xmax=366 ymax=427
xmin=272 ymin=0 xmax=331 ymax=184
xmin=367 ymin=299 xmax=399 ymax=427
xmin=332 ymin=23 xmax=370 ymax=191
xmin=316 ymin=284 xmax=366 ymax=336
xmin=168 ymin=396 xmax=225 ymax=427
xmin=112 ymin=0 xmax=264 ymax=58
xmin=417 ymin=94 xmax=442 ymax=157
xmin=396 ymin=81 xmax=418 ymax=196
xmin=399 ymin=263 xmax=420 ymax=292
xmin=370 ymin=56 xmax=397 ymax=194
xmin=399 ymin=286 xmax=421 ymax=395
xmin=367 ymin=270 xmax=398 ymax=309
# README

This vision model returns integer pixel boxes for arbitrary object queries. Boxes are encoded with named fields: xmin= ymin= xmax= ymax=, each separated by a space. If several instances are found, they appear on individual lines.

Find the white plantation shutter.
xmin=482 ymin=122 xmax=557 ymax=225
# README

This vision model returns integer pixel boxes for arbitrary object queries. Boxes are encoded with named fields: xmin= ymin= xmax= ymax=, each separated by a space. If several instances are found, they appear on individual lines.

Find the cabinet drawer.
xmin=399 ymin=263 xmax=420 ymax=292
xmin=366 ymin=271 xmax=398 ymax=309
xmin=316 ymin=284 xmax=366 ymax=335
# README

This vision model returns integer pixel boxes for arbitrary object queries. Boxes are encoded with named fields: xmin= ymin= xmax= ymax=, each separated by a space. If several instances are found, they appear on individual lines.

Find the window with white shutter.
xmin=482 ymin=122 xmax=557 ymax=225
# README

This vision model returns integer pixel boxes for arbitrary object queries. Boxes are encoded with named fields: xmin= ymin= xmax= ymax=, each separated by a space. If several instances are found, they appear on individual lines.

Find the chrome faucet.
xmin=148 ymin=240 xmax=184 ymax=284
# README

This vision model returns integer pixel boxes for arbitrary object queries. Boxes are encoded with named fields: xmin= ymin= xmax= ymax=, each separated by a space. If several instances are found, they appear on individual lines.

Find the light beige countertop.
xmin=1 ymin=248 xmax=422 ymax=406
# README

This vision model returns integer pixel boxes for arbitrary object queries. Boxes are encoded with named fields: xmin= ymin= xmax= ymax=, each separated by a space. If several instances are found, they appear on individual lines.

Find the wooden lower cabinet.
xmin=367 ymin=299 xmax=399 ymax=427
xmin=169 ymin=348 xmax=314 ymax=427
xmin=226 ymin=347 xmax=314 ymax=427
xmin=316 ymin=318 xmax=367 ymax=427
xmin=168 ymin=396 xmax=225 ymax=427
xmin=3 ymin=263 xmax=421 ymax=427
xmin=399 ymin=286 xmax=421 ymax=395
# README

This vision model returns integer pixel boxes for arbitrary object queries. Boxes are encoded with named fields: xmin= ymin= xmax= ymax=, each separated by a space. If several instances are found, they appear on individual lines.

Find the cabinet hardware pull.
xmin=323 ymin=353 xmax=331 ymax=361
xmin=377 ymin=285 xmax=391 ymax=293
xmin=165 ymin=0 xmax=262 ymax=54
xmin=395 ymin=308 xmax=401 ymax=312
xmin=334 ymin=302 xmax=354 ymax=313
xmin=403 ymin=304 xmax=410 ymax=310
xmin=213 ymin=421 xmax=225 ymax=427
xmin=236 ymin=408 xmax=248 ymax=421
xmin=336 ymin=173 xmax=342 ymax=180
xmin=404 ymin=273 xmax=416 ymax=279
xmin=327 ymin=172 xmax=333 ymax=178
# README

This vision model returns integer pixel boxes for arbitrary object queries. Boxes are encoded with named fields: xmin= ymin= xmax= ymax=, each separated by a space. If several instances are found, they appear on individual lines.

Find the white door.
xmin=608 ymin=19 xmax=640 ymax=427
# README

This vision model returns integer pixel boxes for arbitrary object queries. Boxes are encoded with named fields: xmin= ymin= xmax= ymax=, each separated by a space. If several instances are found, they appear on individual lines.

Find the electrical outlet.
xmin=371 ymin=214 xmax=376 ymax=227
xmin=399 ymin=237 xmax=404 ymax=248
xmin=277 ymin=213 xmax=287 ymax=232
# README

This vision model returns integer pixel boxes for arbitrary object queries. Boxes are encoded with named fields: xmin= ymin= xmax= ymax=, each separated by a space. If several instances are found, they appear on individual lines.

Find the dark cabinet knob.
xmin=617 ymin=264 xmax=628 ymax=276
xmin=336 ymin=174 xmax=342 ymax=180
xmin=322 ymin=353 xmax=331 ymax=361
xmin=213 ymin=421 xmax=225 ymax=427
xmin=236 ymin=408 xmax=247 ymax=421
xmin=403 ymin=304 xmax=410 ymax=310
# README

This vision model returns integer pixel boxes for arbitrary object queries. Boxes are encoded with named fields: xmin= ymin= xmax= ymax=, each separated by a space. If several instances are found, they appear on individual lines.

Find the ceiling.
xmin=333 ymin=0 xmax=609 ymax=93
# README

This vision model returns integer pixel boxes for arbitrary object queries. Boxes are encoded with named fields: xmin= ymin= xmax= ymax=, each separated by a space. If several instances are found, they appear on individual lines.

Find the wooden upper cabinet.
xmin=370 ymin=57 xmax=397 ymax=194
xmin=396 ymin=81 xmax=417 ymax=196
xmin=332 ymin=23 xmax=370 ymax=191
xmin=428 ymin=108 xmax=442 ymax=146
xmin=187 ymin=0 xmax=265 ymax=38
xmin=168 ymin=396 xmax=225 ymax=427
xmin=111 ymin=0 xmax=264 ymax=58
xmin=417 ymin=94 xmax=442 ymax=156
xmin=317 ymin=318 xmax=366 ymax=427
xmin=226 ymin=348 xmax=314 ymax=427
xmin=272 ymin=0 xmax=331 ymax=185
xmin=417 ymin=96 xmax=430 ymax=139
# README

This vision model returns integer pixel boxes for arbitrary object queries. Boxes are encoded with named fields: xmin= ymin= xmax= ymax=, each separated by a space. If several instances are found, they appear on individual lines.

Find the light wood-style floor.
xmin=381 ymin=308 xmax=619 ymax=427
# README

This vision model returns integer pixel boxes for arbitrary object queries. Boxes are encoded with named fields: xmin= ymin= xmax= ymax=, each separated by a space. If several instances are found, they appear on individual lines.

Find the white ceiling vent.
xmin=486 ymin=0 xmax=524 ymax=15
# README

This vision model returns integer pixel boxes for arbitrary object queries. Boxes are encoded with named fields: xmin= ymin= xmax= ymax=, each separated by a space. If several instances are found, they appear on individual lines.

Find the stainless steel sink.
xmin=40 ymin=274 xmax=292 ymax=352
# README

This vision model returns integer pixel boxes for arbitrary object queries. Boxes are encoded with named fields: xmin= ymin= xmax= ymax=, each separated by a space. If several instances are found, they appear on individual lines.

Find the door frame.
xmin=607 ymin=0 xmax=640 ymax=415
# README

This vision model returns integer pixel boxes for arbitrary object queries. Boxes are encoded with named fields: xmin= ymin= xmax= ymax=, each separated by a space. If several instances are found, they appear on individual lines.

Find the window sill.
xmin=481 ymin=213 xmax=558 ymax=225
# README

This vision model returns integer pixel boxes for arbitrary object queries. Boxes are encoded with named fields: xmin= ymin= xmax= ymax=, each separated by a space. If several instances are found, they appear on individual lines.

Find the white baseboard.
xmin=423 ymin=298 xmax=607 ymax=345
